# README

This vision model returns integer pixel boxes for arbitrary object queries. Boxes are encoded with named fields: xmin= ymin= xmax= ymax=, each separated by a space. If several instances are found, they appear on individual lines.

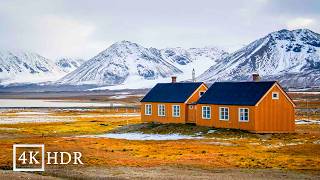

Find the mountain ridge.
xmin=57 ymin=40 xmax=226 ymax=87
xmin=0 ymin=28 xmax=319 ymax=89
xmin=197 ymin=29 xmax=320 ymax=88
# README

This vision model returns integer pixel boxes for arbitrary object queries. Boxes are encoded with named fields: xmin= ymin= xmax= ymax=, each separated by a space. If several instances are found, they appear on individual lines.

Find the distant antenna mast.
xmin=192 ymin=68 xmax=196 ymax=82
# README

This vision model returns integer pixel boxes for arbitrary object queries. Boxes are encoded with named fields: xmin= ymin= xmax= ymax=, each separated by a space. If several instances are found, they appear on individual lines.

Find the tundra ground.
xmin=0 ymin=92 xmax=319 ymax=179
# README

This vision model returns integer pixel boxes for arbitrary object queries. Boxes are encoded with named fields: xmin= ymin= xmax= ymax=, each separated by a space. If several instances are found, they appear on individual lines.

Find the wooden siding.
xmin=186 ymin=105 xmax=196 ymax=123
xmin=195 ymin=104 xmax=256 ymax=131
xmin=141 ymin=82 xmax=295 ymax=133
xmin=141 ymin=102 xmax=186 ymax=123
xmin=255 ymin=84 xmax=295 ymax=132
xmin=185 ymin=84 xmax=208 ymax=104
xmin=141 ymin=83 xmax=207 ymax=124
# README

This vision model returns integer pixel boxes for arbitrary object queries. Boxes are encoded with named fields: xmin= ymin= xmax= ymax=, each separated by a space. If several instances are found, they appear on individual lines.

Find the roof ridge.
xmin=141 ymin=82 xmax=204 ymax=103
xmin=214 ymin=81 xmax=276 ymax=83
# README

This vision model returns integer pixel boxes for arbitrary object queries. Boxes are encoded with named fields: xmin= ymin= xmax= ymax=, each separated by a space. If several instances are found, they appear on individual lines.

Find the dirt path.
xmin=1 ymin=167 xmax=319 ymax=180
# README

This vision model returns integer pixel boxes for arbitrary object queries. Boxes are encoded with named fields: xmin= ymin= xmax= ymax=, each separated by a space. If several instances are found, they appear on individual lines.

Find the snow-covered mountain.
xmin=198 ymin=29 xmax=320 ymax=88
xmin=58 ymin=41 xmax=226 ymax=88
xmin=2 ymin=28 xmax=319 ymax=89
xmin=158 ymin=47 xmax=227 ymax=80
xmin=0 ymin=50 xmax=66 ymax=85
xmin=55 ymin=57 xmax=85 ymax=73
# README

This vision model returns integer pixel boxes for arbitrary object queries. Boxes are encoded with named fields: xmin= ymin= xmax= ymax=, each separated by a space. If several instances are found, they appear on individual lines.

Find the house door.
xmin=187 ymin=105 xmax=196 ymax=123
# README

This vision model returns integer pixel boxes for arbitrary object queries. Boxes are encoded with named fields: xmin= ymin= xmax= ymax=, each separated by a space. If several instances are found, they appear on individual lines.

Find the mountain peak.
xmin=198 ymin=28 xmax=320 ymax=88
xmin=112 ymin=40 xmax=139 ymax=47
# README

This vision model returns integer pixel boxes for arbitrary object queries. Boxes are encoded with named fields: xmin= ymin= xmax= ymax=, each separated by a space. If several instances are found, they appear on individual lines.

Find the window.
xmin=272 ymin=92 xmax=279 ymax=99
xmin=239 ymin=108 xmax=249 ymax=122
xmin=219 ymin=107 xmax=229 ymax=121
xmin=202 ymin=106 xmax=211 ymax=119
xmin=145 ymin=104 xmax=152 ymax=115
xmin=158 ymin=104 xmax=165 ymax=116
xmin=199 ymin=91 xmax=205 ymax=97
xmin=189 ymin=105 xmax=193 ymax=109
xmin=172 ymin=105 xmax=180 ymax=117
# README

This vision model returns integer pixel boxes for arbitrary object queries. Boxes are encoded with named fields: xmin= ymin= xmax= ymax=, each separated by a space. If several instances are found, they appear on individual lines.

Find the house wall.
xmin=185 ymin=84 xmax=208 ymax=104
xmin=185 ymin=84 xmax=207 ymax=123
xmin=141 ymin=102 xmax=186 ymax=123
xmin=195 ymin=104 xmax=256 ymax=131
xmin=254 ymin=84 xmax=295 ymax=133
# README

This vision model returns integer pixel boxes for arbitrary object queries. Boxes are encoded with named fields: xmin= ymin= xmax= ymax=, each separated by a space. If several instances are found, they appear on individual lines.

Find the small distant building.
xmin=140 ymin=76 xmax=296 ymax=133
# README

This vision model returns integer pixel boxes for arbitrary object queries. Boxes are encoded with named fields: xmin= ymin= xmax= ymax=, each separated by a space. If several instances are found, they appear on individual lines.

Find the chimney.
xmin=192 ymin=68 xmax=196 ymax=82
xmin=171 ymin=76 xmax=177 ymax=83
xmin=252 ymin=73 xmax=260 ymax=82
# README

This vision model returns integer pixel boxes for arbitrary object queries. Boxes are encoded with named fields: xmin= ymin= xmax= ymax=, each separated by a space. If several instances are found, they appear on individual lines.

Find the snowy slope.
xmin=59 ymin=41 xmax=227 ymax=88
xmin=0 ymin=50 xmax=66 ymax=85
xmin=198 ymin=29 xmax=320 ymax=88
xmin=58 ymin=41 xmax=183 ymax=85
xmin=55 ymin=57 xmax=85 ymax=73
xmin=158 ymin=47 xmax=227 ymax=80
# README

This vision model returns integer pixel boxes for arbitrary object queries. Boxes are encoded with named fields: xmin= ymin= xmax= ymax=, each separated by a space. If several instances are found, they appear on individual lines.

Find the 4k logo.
xmin=13 ymin=144 xmax=44 ymax=171
xmin=13 ymin=144 xmax=83 ymax=172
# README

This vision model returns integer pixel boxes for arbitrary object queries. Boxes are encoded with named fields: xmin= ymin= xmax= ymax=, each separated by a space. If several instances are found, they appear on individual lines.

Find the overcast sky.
xmin=0 ymin=0 xmax=319 ymax=60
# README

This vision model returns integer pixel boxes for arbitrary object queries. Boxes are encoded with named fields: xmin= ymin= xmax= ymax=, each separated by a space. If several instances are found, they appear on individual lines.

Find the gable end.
xmin=255 ymin=82 xmax=296 ymax=107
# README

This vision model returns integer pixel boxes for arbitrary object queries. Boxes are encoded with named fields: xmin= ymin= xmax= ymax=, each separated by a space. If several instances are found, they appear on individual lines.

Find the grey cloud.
xmin=0 ymin=0 xmax=319 ymax=60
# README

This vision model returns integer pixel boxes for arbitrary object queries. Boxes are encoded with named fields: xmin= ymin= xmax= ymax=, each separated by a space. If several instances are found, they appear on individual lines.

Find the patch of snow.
xmin=313 ymin=140 xmax=320 ymax=144
xmin=289 ymin=91 xmax=320 ymax=95
xmin=14 ymin=111 xmax=50 ymax=115
xmin=110 ymin=95 xmax=129 ymax=99
xmin=89 ymin=76 xmax=171 ymax=90
xmin=205 ymin=141 xmax=237 ymax=146
xmin=71 ymin=113 xmax=140 ymax=118
xmin=0 ymin=99 xmax=124 ymax=108
xmin=267 ymin=142 xmax=304 ymax=148
xmin=79 ymin=133 xmax=202 ymax=141
xmin=295 ymin=119 xmax=320 ymax=124
xmin=0 ymin=127 xmax=19 ymax=131
xmin=0 ymin=117 xmax=73 ymax=124
xmin=207 ymin=130 xmax=217 ymax=134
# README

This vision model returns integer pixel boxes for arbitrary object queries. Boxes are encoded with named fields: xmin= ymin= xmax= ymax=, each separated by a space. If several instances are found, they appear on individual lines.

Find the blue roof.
xmin=197 ymin=81 xmax=276 ymax=106
xmin=141 ymin=82 xmax=203 ymax=103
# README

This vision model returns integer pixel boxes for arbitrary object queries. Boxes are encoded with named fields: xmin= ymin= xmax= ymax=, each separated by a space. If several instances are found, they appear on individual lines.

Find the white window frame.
xmin=239 ymin=108 xmax=249 ymax=122
xmin=219 ymin=107 xmax=229 ymax=121
xmin=202 ymin=106 xmax=211 ymax=119
xmin=172 ymin=105 xmax=180 ymax=117
xmin=158 ymin=104 xmax=165 ymax=117
xmin=272 ymin=92 xmax=279 ymax=100
xmin=145 ymin=104 xmax=152 ymax=115
xmin=199 ymin=91 xmax=205 ymax=97
xmin=189 ymin=105 xmax=193 ymax=109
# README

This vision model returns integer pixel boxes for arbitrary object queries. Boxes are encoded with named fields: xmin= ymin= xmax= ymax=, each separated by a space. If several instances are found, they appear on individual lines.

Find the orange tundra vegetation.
xmin=0 ymin=108 xmax=319 ymax=171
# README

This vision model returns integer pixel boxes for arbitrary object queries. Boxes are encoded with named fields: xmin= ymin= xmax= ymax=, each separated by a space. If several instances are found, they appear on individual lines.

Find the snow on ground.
xmin=266 ymin=142 xmax=304 ymax=148
xmin=71 ymin=113 xmax=140 ymax=118
xmin=204 ymin=141 xmax=236 ymax=146
xmin=0 ymin=117 xmax=73 ymax=124
xmin=89 ymin=76 xmax=172 ymax=90
xmin=0 ymin=99 xmax=124 ymax=108
xmin=295 ymin=120 xmax=320 ymax=125
xmin=289 ymin=91 xmax=320 ymax=94
xmin=110 ymin=95 xmax=129 ymax=99
xmin=0 ymin=127 xmax=19 ymax=131
xmin=15 ymin=111 xmax=50 ymax=115
xmin=79 ymin=132 xmax=203 ymax=141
